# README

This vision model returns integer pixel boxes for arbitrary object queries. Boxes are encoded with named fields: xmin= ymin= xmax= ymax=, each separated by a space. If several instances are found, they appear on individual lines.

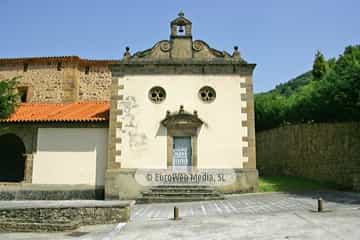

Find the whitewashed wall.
xmin=116 ymin=75 xmax=248 ymax=169
xmin=32 ymin=128 xmax=108 ymax=185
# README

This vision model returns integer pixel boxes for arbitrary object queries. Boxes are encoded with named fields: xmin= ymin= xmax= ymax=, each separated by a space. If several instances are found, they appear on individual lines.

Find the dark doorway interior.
xmin=0 ymin=134 xmax=26 ymax=182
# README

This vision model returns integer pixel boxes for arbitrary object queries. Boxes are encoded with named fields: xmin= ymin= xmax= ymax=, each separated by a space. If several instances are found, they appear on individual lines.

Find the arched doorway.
xmin=0 ymin=134 xmax=26 ymax=182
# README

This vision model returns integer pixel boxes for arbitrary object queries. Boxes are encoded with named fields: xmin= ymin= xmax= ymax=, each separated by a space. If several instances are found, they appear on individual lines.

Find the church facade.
xmin=0 ymin=13 xmax=257 ymax=200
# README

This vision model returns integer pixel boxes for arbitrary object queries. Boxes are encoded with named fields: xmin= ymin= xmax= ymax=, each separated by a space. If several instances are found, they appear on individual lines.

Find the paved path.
xmin=131 ymin=191 xmax=360 ymax=221
xmin=119 ymin=208 xmax=360 ymax=240
xmin=0 ymin=191 xmax=359 ymax=240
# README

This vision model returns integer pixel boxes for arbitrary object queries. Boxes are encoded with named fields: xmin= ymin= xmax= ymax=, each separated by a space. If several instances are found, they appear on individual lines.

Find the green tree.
xmin=255 ymin=92 xmax=288 ymax=131
xmin=312 ymin=50 xmax=327 ymax=80
xmin=327 ymin=45 xmax=360 ymax=120
xmin=0 ymin=77 xmax=20 ymax=119
xmin=255 ymin=45 xmax=360 ymax=132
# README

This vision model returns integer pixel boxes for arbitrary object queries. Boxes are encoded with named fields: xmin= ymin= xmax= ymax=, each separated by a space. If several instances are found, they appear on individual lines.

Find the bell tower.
xmin=170 ymin=11 xmax=193 ymax=59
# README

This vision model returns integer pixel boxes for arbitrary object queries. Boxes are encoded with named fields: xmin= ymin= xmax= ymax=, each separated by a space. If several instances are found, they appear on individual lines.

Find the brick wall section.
xmin=256 ymin=122 xmax=360 ymax=190
xmin=0 ymin=62 xmax=112 ymax=103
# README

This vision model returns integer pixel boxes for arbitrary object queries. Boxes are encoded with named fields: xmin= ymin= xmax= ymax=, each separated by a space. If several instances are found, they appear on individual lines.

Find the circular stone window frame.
xmin=198 ymin=86 xmax=216 ymax=103
xmin=148 ymin=86 xmax=166 ymax=104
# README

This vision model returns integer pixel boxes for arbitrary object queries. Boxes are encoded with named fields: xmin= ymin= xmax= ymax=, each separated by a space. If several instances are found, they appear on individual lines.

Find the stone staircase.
xmin=137 ymin=185 xmax=224 ymax=203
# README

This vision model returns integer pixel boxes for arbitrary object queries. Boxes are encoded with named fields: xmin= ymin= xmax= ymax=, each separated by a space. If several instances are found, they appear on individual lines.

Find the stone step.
xmin=142 ymin=192 xmax=222 ymax=197
xmin=154 ymin=185 xmax=212 ymax=189
xmin=137 ymin=185 xmax=224 ymax=203
xmin=136 ymin=196 xmax=224 ymax=204
xmin=148 ymin=187 xmax=215 ymax=193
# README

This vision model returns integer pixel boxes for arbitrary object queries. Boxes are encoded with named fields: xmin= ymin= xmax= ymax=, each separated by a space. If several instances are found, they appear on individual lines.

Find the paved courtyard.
xmin=0 ymin=191 xmax=359 ymax=239
xmin=131 ymin=191 xmax=360 ymax=221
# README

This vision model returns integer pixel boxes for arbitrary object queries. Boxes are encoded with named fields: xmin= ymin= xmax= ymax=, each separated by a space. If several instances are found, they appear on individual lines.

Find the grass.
xmin=258 ymin=175 xmax=334 ymax=193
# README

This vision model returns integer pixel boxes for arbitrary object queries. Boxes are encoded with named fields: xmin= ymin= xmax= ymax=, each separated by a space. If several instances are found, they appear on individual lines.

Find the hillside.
xmin=269 ymin=71 xmax=313 ymax=97
xmin=255 ymin=45 xmax=360 ymax=132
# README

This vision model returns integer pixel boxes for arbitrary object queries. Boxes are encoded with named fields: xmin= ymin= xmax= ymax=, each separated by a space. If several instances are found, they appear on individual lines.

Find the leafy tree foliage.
xmin=312 ymin=50 xmax=327 ymax=80
xmin=255 ymin=45 xmax=360 ymax=131
xmin=271 ymin=71 xmax=313 ymax=97
xmin=0 ymin=77 xmax=20 ymax=119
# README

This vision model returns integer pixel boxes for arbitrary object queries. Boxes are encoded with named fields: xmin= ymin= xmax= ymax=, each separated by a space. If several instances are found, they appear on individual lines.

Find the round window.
xmin=199 ymin=86 xmax=216 ymax=103
xmin=148 ymin=86 xmax=166 ymax=103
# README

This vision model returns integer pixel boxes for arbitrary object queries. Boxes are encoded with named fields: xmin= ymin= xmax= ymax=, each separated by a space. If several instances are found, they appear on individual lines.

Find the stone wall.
xmin=0 ymin=201 xmax=131 ymax=232
xmin=256 ymin=122 xmax=360 ymax=189
xmin=79 ymin=65 xmax=112 ymax=101
xmin=0 ymin=62 xmax=67 ymax=102
xmin=0 ymin=60 xmax=112 ymax=103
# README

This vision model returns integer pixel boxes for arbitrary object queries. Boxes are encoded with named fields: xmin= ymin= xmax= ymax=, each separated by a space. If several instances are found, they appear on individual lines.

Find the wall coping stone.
xmin=0 ymin=200 xmax=134 ymax=210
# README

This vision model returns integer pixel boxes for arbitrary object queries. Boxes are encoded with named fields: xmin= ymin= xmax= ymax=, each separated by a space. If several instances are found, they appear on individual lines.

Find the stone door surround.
xmin=161 ymin=105 xmax=202 ymax=168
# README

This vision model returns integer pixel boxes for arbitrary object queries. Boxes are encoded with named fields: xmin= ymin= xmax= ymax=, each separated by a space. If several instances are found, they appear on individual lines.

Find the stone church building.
xmin=0 ymin=13 xmax=257 ymax=200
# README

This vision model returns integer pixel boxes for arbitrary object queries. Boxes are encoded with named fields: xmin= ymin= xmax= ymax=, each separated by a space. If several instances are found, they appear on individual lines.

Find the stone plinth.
xmin=105 ymin=168 xmax=258 ymax=200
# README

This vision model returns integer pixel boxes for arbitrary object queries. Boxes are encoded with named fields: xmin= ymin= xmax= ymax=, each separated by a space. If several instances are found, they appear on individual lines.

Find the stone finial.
xmin=232 ymin=45 xmax=241 ymax=59
xmin=193 ymin=110 xmax=198 ymax=117
xmin=178 ymin=11 xmax=184 ymax=17
xmin=179 ymin=105 xmax=184 ymax=114
xmin=166 ymin=110 xmax=170 ymax=116
xmin=123 ymin=46 xmax=131 ymax=60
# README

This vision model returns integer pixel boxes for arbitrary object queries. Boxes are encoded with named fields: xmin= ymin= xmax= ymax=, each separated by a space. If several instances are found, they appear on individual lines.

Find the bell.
xmin=178 ymin=25 xmax=184 ymax=33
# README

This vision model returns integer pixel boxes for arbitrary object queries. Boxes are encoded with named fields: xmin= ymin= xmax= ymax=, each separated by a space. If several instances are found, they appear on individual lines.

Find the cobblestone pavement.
xmin=131 ymin=191 xmax=360 ymax=221
xmin=0 ymin=191 xmax=359 ymax=240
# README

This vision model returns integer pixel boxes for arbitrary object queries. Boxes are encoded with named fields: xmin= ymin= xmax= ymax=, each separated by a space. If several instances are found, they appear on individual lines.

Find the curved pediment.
xmin=121 ymin=12 xmax=247 ymax=63
xmin=192 ymin=40 xmax=232 ymax=60
xmin=161 ymin=106 xmax=203 ymax=129
xmin=127 ymin=39 xmax=245 ymax=63
xmin=131 ymin=40 xmax=172 ymax=60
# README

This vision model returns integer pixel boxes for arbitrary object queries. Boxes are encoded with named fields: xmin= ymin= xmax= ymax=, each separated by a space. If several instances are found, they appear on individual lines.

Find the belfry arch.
xmin=0 ymin=133 xmax=26 ymax=182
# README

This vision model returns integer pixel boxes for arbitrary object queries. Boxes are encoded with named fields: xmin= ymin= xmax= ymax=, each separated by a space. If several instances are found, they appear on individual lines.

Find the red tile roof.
xmin=0 ymin=102 xmax=110 ymax=123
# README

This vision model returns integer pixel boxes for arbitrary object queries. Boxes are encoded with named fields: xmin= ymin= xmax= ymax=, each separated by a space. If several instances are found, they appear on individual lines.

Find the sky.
xmin=0 ymin=0 xmax=359 ymax=93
